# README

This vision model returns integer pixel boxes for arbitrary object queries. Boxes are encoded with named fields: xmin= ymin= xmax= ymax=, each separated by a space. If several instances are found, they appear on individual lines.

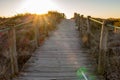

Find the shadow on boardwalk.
xmin=13 ymin=19 xmax=99 ymax=80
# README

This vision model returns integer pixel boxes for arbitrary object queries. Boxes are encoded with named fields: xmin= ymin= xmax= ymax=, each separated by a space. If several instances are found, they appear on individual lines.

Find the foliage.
xmin=107 ymin=18 xmax=120 ymax=26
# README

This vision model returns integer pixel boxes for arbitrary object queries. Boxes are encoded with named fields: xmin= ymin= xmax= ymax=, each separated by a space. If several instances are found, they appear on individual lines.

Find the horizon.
xmin=0 ymin=0 xmax=120 ymax=19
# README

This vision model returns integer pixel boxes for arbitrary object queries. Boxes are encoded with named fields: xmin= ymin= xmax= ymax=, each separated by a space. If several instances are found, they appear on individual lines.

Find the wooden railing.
xmin=74 ymin=13 xmax=120 ymax=74
xmin=0 ymin=15 xmax=60 ymax=79
xmin=0 ymin=20 xmax=37 ymax=77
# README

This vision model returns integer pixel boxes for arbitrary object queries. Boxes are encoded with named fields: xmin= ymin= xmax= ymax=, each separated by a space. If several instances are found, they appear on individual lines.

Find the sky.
xmin=0 ymin=0 xmax=120 ymax=18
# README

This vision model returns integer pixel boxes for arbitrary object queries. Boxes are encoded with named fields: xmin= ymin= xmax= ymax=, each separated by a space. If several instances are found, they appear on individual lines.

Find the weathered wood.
xmin=43 ymin=17 xmax=49 ymax=37
xmin=33 ymin=16 xmax=39 ymax=48
xmin=9 ymin=26 xmax=18 ymax=75
xmin=98 ymin=20 xmax=108 ymax=74
xmin=74 ymin=13 xmax=79 ymax=28
xmin=86 ymin=16 xmax=91 ymax=34
xmin=114 ymin=27 xmax=117 ymax=33
xmin=35 ymin=25 xmax=39 ymax=48
xmin=45 ymin=22 xmax=49 ymax=37
xmin=77 ymin=14 xmax=81 ymax=31
xmin=74 ymin=13 xmax=77 ymax=18
xmin=80 ymin=15 xmax=84 ymax=34
xmin=76 ymin=14 xmax=78 ymax=26
xmin=74 ymin=13 xmax=77 ymax=24
xmin=37 ymin=18 xmax=40 ymax=46
xmin=86 ymin=16 xmax=91 ymax=47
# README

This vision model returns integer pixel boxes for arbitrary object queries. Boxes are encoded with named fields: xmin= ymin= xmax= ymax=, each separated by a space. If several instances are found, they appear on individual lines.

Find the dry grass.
xmin=80 ymin=17 xmax=120 ymax=80
xmin=0 ymin=11 xmax=65 ymax=79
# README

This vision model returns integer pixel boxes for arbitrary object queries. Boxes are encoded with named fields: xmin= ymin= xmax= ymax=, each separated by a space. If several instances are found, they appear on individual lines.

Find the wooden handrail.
xmin=0 ymin=12 xmax=64 ymax=78
xmin=90 ymin=17 xmax=120 ymax=29
xmin=74 ymin=13 xmax=120 ymax=75
xmin=0 ymin=27 xmax=10 ymax=32
xmin=107 ymin=24 xmax=120 ymax=29
xmin=0 ymin=20 xmax=37 ymax=76
xmin=15 ymin=20 xmax=32 ymax=28
xmin=0 ymin=14 xmax=60 ymax=77
xmin=0 ymin=20 xmax=32 ymax=32
xmin=89 ymin=18 xmax=103 ymax=25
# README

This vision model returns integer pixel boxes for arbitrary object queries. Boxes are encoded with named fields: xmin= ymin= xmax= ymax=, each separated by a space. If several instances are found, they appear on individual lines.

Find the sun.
xmin=18 ymin=0 xmax=59 ymax=14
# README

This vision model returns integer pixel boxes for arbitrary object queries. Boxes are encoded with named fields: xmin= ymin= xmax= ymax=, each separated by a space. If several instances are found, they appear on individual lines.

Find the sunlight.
xmin=18 ymin=0 xmax=59 ymax=14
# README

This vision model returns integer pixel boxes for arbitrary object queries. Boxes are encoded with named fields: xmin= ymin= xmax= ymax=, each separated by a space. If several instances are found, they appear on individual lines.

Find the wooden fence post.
xmin=77 ymin=14 xmax=81 ymax=31
xmin=80 ymin=15 xmax=84 ymax=34
xmin=34 ymin=20 xmax=40 ymax=48
xmin=9 ymin=26 xmax=18 ymax=75
xmin=43 ymin=17 xmax=48 ymax=37
xmin=76 ymin=14 xmax=79 ymax=26
xmin=114 ymin=27 xmax=117 ymax=33
xmin=37 ymin=18 xmax=40 ymax=46
xmin=74 ymin=13 xmax=77 ymax=19
xmin=45 ymin=21 xmax=49 ymax=37
xmin=74 ymin=13 xmax=77 ymax=25
xmin=33 ymin=16 xmax=40 ymax=48
xmin=74 ymin=13 xmax=78 ymax=29
xmin=98 ymin=20 xmax=108 ymax=74
xmin=86 ymin=16 xmax=91 ymax=47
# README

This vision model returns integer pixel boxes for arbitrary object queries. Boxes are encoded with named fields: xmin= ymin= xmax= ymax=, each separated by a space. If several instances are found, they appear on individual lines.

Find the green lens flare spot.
xmin=76 ymin=67 xmax=87 ymax=77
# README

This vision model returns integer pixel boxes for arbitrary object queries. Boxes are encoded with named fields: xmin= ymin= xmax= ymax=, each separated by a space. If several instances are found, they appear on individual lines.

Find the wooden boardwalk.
xmin=13 ymin=19 xmax=98 ymax=80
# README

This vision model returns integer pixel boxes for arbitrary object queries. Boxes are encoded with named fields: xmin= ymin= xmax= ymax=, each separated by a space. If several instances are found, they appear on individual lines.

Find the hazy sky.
xmin=0 ymin=0 xmax=120 ymax=18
